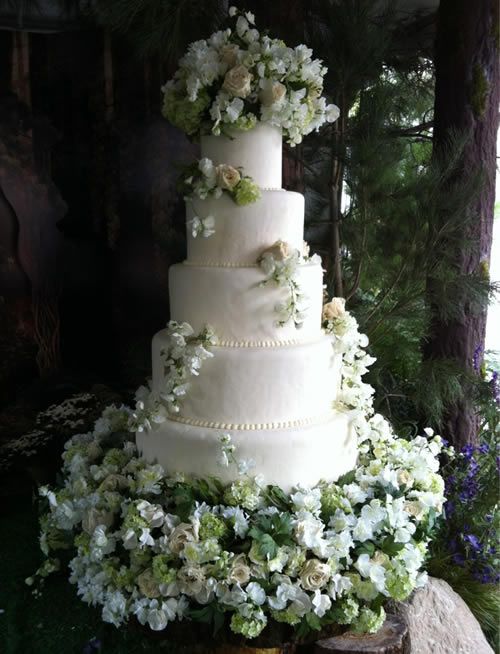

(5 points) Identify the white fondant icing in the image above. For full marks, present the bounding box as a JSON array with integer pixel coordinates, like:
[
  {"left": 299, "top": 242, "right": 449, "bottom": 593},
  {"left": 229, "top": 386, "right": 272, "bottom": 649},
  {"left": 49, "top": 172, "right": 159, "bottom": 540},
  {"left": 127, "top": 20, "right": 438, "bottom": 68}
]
[
  {"left": 186, "top": 190, "right": 304, "bottom": 265},
  {"left": 169, "top": 262, "right": 323, "bottom": 343},
  {"left": 137, "top": 411, "right": 358, "bottom": 492},
  {"left": 152, "top": 334, "right": 342, "bottom": 425},
  {"left": 200, "top": 123, "right": 282, "bottom": 188}
]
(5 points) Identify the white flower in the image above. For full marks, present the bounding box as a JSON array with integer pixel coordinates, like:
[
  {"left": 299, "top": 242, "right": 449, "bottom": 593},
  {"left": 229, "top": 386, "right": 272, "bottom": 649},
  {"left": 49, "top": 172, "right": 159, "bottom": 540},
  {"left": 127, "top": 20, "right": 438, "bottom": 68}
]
[
  {"left": 228, "top": 6, "right": 237, "bottom": 17},
  {"left": 355, "top": 553, "right": 386, "bottom": 593},
  {"left": 259, "top": 79, "right": 287, "bottom": 106},
  {"left": 290, "top": 487, "right": 322, "bottom": 515},
  {"left": 312, "top": 590, "right": 332, "bottom": 617},
  {"left": 246, "top": 582, "right": 266, "bottom": 605},
  {"left": 294, "top": 511, "right": 325, "bottom": 549},
  {"left": 188, "top": 215, "right": 216, "bottom": 238},
  {"left": 139, "top": 527, "right": 155, "bottom": 549}
]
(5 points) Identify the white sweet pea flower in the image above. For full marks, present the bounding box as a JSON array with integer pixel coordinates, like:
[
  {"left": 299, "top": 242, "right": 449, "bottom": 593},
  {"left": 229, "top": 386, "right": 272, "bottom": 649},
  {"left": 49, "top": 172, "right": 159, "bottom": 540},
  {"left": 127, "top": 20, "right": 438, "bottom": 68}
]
[
  {"left": 312, "top": 589, "right": 332, "bottom": 617},
  {"left": 246, "top": 582, "right": 266, "bottom": 605}
]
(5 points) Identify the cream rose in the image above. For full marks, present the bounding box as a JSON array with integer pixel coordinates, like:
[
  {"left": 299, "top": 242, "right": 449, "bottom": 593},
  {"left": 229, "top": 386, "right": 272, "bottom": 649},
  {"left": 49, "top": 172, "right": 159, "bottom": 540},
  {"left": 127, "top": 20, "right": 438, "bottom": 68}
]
[
  {"left": 220, "top": 44, "right": 240, "bottom": 68},
  {"left": 404, "top": 500, "right": 424, "bottom": 519},
  {"left": 228, "top": 553, "right": 251, "bottom": 585},
  {"left": 137, "top": 568, "right": 161, "bottom": 598},
  {"left": 259, "top": 79, "right": 287, "bottom": 106},
  {"left": 82, "top": 507, "right": 114, "bottom": 535},
  {"left": 300, "top": 558, "right": 331, "bottom": 591},
  {"left": 99, "top": 474, "right": 128, "bottom": 492},
  {"left": 223, "top": 65, "right": 253, "bottom": 98},
  {"left": 168, "top": 522, "right": 198, "bottom": 554},
  {"left": 260, "top": 240, "right": 292, "bottom": 262},
  {"left": 322, "top": 297, "right": 346, "bottom": 322},
  {"left": 397, "top": 470, "right": 414, "bottom": 488},
  {"left": 177, "top": 564, "right": 206, "bottom": 596},
  {"left": 215, "top": 164, "right": 241, "bottom": 190}
]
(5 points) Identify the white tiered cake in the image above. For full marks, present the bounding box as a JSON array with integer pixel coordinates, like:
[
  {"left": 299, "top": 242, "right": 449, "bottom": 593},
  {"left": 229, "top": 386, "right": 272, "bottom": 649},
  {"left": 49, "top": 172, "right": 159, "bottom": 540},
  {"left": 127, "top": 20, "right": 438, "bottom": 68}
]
[{"left": 137, "top": 123, "right": 357, "bottom": 491}]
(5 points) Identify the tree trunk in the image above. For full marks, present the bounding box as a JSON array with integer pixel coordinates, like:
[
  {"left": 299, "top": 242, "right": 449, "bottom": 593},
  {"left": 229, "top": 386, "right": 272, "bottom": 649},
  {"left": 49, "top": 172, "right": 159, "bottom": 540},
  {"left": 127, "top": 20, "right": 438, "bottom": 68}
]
[
  {"left": 315, "top": 616, "right": 409, "bottom": 654},
  {"left": 330, "top": 102, "right": 346, "bottom": 298},
  {"left": 423, "top": 0, "right": 499, "bottom": 448}
]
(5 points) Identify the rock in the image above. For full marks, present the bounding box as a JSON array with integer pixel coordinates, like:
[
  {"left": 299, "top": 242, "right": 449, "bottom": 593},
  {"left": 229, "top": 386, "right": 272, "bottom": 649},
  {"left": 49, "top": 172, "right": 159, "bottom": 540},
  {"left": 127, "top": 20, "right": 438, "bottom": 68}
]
[{"left": 395, "top": 577, "right": 493, "bottom": 654}]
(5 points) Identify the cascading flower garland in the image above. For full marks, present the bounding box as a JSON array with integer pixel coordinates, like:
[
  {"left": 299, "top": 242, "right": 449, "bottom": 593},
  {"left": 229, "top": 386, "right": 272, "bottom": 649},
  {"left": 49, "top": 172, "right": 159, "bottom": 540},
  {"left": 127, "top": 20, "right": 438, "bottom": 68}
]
[
  {"left": 130, "top": 321, "right": 218, "bottom": 432},
  {"left": 30, "top": 305, "right": 449, "bottom": 643},
  {"left": 257, "top": 240, "right": 319, "bottom": 329},
  {"left": 161, "top": 7, "right": 340, "bottom": 145}
]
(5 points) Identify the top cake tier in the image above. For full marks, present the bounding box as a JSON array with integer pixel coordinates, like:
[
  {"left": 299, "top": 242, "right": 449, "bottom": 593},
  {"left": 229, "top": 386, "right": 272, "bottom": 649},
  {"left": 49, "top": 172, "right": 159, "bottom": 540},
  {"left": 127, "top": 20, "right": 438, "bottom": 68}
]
[{"left": 200, "top": 122, "right": 282, "bottom": 189}]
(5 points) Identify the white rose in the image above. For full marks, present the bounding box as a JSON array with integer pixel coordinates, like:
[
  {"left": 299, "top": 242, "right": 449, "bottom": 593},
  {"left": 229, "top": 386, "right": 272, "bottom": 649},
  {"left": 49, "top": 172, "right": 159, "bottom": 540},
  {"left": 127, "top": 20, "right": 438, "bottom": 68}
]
[
  {"left": 215, "top": 163, "right": 241, "bottom": 190},
  {"left": 223, "top": 65, "right": 253, "bottom": 98},
  {"left": 220, "top": 44, "right": 240, "bottom": 68},
  {"left": 397, "top": 470, "right": 414, "bottom": 488},
  {"left": 259, "top": 79, "right": 287, "bottom": 106},
  {"left": 137, "top": 568, "right": 161, "bottom": 599},
  {"left": 168, "top": 522, "right": 198, "bottom": 554},
  {"left": 404, "top": 500, "right": 425, "bottom": 519},
  {"left": 177, "top": 564, "right": 206, "bottom": 596},
  {"left": 322, "top": 297, "right": 346, "bottom": 322},
  {"left": 300, "top": 559, "right": 331, "bottom": 591},
  {"left": 98, "top": 474, "right": 128, "bottom": 492},
  {"left": 260, "top": 240, "right": 292, "bottom": 262},
  {"left": 82, "top": 507, "right": 114, "bottom": 535},
  {"left": 228, "top": 553, "right": 251, "bottom": 585}
]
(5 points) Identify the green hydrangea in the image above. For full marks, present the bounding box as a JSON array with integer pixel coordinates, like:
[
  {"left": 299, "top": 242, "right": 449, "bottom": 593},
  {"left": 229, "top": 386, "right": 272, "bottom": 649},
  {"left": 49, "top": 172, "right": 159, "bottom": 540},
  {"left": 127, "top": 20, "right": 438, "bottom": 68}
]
[
  {"left": 337, "top": 597, "right": 360, "bottom": 625},
  {"left": 224, "top": 479, "right": 262, "bottom": 510},
  {"left": 320, "top": 483, "right": 350, "bottom": 520},
  {"left": 102, "top": 448, "right": 129, "bottom": 468},
  {"left": 350, "top": 574, "right": 379, "bottom": 601},
  {"left": 122, "top": 505, "right": 148, "bottom": 532},
  {"left": 234, "top": 178, "right": 261, "bottom": 206},
  {"left": 230, "top": 611, "right": 267, "bottom": 639},
  {"left": 152, "top": 555, "right": 177, "bottom": 585},
  {"left": 385, "top": 569, "right": 414, "bottom": 601},
  {"left": 271, "top": 609, "right": 301, "bottom": 626},
  {"left": 352, "top": 606, "right": 386, "bottom": 634},
  {"left": 74, "top": 532, "right": 91, "bottom": 555},
  {"left": 103, "top": 560, "right": 135, "bottom": 589},
  {"left": 162, "top": 87, "right": 210, "bottom": 136},
  {"left": 233, "top": 112, "right": 257, "bottom": 131},
  {"left": 199, "top": 513, "right": 229, "bottom": 541},
  {"left": 183, "top": 538, "right": 221, "bottom": 564}
]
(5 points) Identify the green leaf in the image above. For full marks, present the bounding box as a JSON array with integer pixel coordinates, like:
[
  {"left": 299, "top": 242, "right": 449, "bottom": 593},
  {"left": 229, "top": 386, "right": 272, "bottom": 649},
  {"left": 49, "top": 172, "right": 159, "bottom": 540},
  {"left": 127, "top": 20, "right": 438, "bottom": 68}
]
[{"left": 306, "top": 611, "right": 322, "bottom": 631}]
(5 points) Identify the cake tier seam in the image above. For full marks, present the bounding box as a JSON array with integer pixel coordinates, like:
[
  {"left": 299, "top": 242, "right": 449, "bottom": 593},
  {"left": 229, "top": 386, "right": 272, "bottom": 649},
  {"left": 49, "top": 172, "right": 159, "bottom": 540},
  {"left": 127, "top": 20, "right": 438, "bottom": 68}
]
[
  {"left": 214, "top": 338, "right": 318, "bottom": 348},
  {"left": 167, "top": 413, "right": 335, "bottom": 430}
]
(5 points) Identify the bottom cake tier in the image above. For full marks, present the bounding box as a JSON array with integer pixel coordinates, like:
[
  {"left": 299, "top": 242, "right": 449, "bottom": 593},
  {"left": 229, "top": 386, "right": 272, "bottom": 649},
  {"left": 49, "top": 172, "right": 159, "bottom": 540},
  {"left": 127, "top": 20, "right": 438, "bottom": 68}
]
[{"left": 136, "top": 411, "right": 358, "bottom": 492}]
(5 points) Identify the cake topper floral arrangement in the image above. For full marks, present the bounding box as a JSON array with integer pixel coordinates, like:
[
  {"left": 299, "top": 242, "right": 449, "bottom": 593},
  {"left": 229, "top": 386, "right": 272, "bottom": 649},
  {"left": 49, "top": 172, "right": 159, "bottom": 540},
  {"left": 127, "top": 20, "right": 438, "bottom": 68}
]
[{"left": 162, "top": 6, "right": 340, "bottom": 145}]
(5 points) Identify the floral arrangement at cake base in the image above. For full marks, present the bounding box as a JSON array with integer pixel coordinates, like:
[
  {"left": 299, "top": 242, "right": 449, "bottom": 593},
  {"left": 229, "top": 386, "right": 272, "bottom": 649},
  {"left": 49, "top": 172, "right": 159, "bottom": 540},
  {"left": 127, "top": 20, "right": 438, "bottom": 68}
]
[{"left": 29, "top": 309, "right": 449, "bottom": 649}]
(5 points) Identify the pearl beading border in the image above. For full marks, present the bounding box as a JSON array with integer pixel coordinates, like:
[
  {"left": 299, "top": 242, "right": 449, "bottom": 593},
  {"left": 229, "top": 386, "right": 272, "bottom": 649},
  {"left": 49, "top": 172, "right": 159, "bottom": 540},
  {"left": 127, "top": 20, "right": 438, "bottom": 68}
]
[
  {"left": 182, "top": 260, "right": 258, "bottom": 268},
  {"left": 215, "top": 338, "right": 309, "bottom": 348},
  {"left": 168, "top": 412, "right": 335, "bottom": 431}
]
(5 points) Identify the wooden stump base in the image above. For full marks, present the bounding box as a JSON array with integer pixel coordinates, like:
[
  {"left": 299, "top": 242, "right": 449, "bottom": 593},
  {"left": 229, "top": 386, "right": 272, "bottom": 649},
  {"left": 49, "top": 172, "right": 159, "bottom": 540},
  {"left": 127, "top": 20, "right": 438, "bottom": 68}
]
[{"left": 314, "top": 616, "right": 409, "bottom": 654}]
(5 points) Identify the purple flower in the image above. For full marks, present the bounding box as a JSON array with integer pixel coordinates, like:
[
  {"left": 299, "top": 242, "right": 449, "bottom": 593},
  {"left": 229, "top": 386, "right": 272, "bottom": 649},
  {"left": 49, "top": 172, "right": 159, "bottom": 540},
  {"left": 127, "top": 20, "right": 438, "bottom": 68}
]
[
  {"left": 472, "top": 344, "right": 483, "bottom": 372},
  {"left": 83, "top": 638, "right": 102, "bottom": 654},
  {"left": 461, "top": 444, "right": 475, "bottom": 460},
  {"left": 464, "top": 534, "right": 482, "bottom": 552}
]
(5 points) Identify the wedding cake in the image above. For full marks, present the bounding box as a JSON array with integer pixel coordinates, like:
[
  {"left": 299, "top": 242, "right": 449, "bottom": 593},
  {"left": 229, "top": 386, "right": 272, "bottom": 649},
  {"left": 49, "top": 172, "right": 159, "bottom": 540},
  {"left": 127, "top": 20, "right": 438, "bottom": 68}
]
[{"left": 136, "top": 121, "right": 357, "bottom": 490}]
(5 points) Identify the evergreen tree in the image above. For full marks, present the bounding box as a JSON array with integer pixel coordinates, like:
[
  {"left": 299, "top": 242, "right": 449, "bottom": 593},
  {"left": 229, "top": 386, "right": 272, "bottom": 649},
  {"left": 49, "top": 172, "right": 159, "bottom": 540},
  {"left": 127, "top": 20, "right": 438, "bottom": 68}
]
[{"left": 423, "top": 0, "right": 500, "bottom": 448}]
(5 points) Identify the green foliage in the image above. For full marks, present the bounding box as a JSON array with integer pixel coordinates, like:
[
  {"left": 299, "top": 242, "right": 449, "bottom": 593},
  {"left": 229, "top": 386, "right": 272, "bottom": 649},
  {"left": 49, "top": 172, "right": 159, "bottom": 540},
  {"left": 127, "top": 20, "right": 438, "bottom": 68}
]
[
  {"left": 248, "top": 512, "right": 295, "bottom": 559},
  {"left": 90, "top": 0, "right": 227, "bottom": 63}
]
